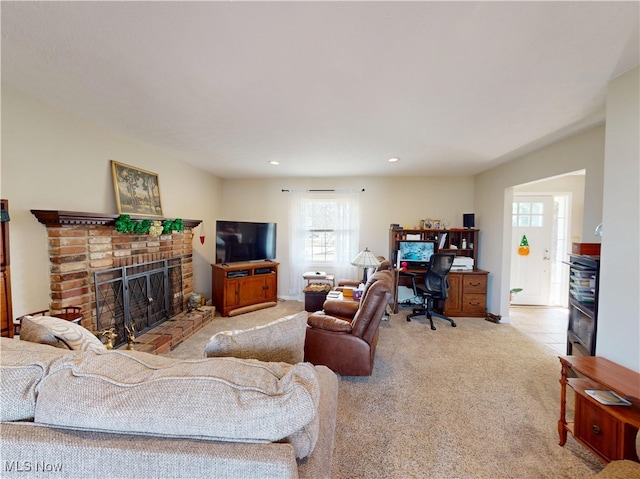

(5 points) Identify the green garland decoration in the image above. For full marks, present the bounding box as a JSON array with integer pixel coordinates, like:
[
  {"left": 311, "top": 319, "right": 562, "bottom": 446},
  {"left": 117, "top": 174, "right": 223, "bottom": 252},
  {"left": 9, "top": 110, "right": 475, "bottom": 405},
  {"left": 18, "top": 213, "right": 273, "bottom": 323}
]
[
  {"left": 163, "top": 218, "right": 184, "bottom": 234},
  {"left": 114, "top": 214, "right": 137, "bottom": 233},
  {"left": 114, "top": 214, "right": 184, "bottom": 235}
]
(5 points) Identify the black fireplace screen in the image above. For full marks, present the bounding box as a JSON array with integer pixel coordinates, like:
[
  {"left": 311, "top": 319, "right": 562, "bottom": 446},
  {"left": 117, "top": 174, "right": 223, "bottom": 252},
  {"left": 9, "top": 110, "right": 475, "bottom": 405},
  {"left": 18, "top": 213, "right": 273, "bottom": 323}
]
[{"left": 95, "top": 258, "right": 183, "bottom": 348}]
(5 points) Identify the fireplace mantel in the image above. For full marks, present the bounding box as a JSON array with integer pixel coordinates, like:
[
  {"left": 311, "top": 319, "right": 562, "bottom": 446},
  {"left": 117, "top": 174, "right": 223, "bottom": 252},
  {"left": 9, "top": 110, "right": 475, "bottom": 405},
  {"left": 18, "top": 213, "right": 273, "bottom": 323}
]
[{"left": 31, "top": 210, "right": 201, "bottom": 228}]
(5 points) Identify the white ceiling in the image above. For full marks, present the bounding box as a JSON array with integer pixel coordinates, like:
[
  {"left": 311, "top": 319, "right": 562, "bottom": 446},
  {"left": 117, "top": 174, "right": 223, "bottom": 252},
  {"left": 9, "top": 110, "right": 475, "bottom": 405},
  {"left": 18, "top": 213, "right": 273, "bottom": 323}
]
[{"left": 2, "top": 1, "right": 638, "bottom": 179}]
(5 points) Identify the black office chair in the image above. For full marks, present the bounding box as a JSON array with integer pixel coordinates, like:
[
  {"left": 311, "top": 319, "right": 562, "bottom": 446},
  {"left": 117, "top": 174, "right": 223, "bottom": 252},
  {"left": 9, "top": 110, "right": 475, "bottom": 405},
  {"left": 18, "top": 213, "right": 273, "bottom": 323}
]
[{"left": 406, "top": 253, "right": 457, "bottom": 330}]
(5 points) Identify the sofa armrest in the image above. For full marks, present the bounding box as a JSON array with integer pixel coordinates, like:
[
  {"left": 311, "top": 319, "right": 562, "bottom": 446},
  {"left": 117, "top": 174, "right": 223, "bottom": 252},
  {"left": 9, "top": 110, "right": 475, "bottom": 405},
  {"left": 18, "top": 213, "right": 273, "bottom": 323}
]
[
  {"left": 307, "top": 313, "right": 352, "bottom": 333},
  {"left": 321, "top": 300, "right": 359, "bottom": 319}
]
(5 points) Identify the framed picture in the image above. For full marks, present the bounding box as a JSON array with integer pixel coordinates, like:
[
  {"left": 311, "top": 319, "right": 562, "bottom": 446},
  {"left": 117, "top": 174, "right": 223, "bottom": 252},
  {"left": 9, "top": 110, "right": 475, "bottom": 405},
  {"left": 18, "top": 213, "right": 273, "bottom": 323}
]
[
  {"left": 424, "top": 219, "right": 433, "bottom": 229},
  {"left": 432, "top": 219, "right": 441, "bottom": 230},
  {"left": 111, "top": 160, "right": 163, "bottom": 217}
]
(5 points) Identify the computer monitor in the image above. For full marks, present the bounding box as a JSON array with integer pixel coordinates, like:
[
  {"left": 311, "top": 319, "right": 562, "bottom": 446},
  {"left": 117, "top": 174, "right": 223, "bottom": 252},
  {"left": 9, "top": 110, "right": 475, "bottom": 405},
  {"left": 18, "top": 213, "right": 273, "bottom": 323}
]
[{"left": 398, "top": 241, "right": 435, "bottom": 267}]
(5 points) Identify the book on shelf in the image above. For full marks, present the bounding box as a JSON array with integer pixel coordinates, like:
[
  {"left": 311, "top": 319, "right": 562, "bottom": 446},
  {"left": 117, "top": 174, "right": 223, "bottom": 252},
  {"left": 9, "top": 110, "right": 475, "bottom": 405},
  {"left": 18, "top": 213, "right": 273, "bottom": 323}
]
[
  {"left": 585, "top": 389, "right": 632, "bottom": 406},
  {"left": 438, "top": 232, "right": 447, "bottom": 249}
]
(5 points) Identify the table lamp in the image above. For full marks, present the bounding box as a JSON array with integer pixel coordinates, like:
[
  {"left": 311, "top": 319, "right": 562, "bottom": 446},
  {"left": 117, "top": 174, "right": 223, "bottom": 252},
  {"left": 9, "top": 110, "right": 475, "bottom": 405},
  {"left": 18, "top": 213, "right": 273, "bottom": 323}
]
[{"left": 351, "top": 247, "right": 381, "bottom": 283}]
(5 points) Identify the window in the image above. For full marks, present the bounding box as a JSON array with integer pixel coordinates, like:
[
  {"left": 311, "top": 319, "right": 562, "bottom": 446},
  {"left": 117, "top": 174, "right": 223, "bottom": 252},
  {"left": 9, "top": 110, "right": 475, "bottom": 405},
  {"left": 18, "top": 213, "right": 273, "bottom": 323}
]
[
  {"left": 301, "top": 199, "right": 343, "bottom": 262},
  {"left": 288, "top": 190, "right": 360, "bottom": 298},
  {"left": 307, "top": 229, "right": 335, "bottom": 262},
  {"left": 512, "top": 201, "right": 544, "bottom": 227}
]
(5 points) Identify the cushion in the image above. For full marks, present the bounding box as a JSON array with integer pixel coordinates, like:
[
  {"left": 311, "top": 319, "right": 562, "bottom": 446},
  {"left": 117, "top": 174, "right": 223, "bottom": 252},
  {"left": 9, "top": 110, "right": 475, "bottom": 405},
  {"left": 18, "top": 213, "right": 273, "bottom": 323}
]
[
  {"left": 34, "top": 349, "right": 320, "bottom": 459},
  {"left": 307, "top": 313, "right": 353, "bottom": 332},
  {"left": 0, "top": 337, "right": 74, "bottom": 421},
  {"left": 204, "top": 311, "right": 308, "bottom": 364},
  {"left": 19, "top": 315, "right": 105, "bottom": 352}
]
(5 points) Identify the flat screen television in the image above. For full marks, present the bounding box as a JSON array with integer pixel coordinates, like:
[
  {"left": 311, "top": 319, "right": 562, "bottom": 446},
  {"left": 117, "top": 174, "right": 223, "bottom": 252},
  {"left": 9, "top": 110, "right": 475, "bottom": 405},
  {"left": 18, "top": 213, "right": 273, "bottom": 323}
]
[
  {"left": 398, "top": 240, "right": 435, "bottom": 267},
  {"left": 215, "top": 221, "right": 277, "bottom": 264}
]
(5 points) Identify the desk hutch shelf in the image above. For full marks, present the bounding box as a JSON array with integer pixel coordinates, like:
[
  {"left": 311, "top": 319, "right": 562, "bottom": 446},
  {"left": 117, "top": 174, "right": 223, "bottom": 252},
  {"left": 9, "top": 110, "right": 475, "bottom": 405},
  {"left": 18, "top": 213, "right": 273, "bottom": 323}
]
[{"left": 388, "top": 227, "right": 488, "bottom": 317}]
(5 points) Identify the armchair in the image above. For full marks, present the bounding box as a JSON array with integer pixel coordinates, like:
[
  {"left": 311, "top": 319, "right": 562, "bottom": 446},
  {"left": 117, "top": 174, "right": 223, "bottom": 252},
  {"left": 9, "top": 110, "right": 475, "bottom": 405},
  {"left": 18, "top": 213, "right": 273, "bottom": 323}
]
[{"left": 304, "top": 270, "right": 393, "bottom": 376}]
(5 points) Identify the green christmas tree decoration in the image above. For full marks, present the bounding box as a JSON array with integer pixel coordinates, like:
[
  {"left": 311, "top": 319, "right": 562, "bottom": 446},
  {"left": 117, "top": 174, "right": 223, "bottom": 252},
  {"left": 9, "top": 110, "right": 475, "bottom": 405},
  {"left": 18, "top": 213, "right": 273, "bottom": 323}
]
[{"left": 518, "top": 234, "right": 530, "bottom": 256}]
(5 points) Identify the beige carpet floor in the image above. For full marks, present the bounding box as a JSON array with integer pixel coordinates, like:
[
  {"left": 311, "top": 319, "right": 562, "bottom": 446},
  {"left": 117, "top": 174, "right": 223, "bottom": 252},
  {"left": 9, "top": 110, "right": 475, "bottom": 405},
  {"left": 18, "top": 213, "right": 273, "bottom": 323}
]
[{"left": 166, "top": 301, "right": 604, "bottom": 479}]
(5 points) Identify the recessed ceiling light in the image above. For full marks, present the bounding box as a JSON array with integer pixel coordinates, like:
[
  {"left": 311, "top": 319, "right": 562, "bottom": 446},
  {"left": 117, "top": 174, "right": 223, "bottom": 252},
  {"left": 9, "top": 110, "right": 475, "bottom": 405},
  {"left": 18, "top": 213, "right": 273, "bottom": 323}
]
[
  {"left": 388, "top": 157, "right": 400, "bottom": 163},
  {"left": 269, "top": 161, "right": 280, "bottom": 165}
]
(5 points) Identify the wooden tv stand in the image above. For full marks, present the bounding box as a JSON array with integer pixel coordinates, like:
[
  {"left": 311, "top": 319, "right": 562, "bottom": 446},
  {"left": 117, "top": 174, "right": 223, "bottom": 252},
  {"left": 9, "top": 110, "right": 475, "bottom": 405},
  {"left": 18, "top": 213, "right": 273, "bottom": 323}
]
[
  {"left": 211, "top": 261, "right": 279, "bottom": 317},
  {"left": 558, "top": 356, "right": 640, "bottom": 463}
]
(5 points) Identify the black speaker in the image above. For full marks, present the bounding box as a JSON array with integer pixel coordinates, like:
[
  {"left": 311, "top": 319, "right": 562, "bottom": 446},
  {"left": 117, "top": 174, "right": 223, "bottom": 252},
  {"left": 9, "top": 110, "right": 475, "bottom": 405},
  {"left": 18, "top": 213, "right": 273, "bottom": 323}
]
[{"left": 463, "top": 213, "right": 475, "bottom": 229}]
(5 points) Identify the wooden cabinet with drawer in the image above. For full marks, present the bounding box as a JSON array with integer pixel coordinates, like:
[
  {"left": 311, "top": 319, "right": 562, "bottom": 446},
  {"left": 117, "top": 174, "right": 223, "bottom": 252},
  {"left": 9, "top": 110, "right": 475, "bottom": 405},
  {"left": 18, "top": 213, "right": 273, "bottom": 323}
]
[
  {"left": 443, "top": 270, "right": 488, "bottom": 317},
  {"left": 574, "top": 393, "right": 619, "bottom": 461},
  {"left": 559, "top": 356, "right": 640, "bottom": 464},
  {"left": 212, "top": 261, "right": 278, "bottom": 317}
]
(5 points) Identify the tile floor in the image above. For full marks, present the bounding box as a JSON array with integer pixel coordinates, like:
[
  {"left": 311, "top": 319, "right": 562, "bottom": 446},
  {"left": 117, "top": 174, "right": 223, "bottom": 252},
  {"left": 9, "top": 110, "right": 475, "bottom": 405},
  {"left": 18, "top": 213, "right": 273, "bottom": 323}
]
[{"left": 509, "top": 305, "right": 569, "bottom": 356}]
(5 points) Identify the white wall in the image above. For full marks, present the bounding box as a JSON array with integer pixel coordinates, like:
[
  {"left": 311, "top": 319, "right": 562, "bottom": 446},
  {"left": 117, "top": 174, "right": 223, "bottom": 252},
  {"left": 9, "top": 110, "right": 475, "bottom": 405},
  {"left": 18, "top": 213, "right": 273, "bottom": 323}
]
[
  {"left": 597, "top": 67, "right": 640, "bottom": 371},
  {"left": 475, "top": 125, "right": 605, "bottom": 317},
  {"left": 1, "top": 86, "right": 223, "bottom": 317},
  {"left": 220, "top": 176, "right": 475, "bottom": 298},
  {"left": 475, "top": 67, "right": 640, "bottom": 371}
]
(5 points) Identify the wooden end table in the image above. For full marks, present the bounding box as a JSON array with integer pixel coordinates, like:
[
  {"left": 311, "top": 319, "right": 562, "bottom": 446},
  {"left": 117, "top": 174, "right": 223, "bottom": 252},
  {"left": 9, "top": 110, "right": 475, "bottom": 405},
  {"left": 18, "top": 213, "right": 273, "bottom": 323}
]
[{"left": 558, "top": 355, "right": 640, "bottom": 463}]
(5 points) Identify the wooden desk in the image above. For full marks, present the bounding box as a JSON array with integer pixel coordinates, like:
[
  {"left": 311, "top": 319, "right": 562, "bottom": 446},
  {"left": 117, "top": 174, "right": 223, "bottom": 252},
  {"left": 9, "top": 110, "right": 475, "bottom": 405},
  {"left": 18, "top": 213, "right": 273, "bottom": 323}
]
[
  {"left": 558, "top": 356, "right": 640, "bottom": 463},
  {"left": 391, "top": 268, "right": 489, "bottom": 317}
]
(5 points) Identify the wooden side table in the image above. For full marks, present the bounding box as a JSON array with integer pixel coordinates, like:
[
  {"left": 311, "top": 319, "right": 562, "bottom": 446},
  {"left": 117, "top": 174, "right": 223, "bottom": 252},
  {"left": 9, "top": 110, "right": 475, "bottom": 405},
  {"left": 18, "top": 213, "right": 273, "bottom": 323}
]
[
  {"left": 303, "top": 272, "right": 335, "bottom": 288},
  {"left": 304, "top": 285, "right": 332, "bottom": 312},
  {"left": 15, "top": 306, "right": 83, "bottom": 335},
  {"left": 558, "top": 356, "right": 640, "bottom": 463},
  {"left": 53, "top": 306, "right": 83, "bottom": 323}
]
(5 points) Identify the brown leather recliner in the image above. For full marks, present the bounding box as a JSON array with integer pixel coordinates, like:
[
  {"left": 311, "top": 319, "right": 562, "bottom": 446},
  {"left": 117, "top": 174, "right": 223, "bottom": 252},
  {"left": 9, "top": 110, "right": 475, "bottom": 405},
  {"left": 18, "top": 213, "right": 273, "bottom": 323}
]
[{"left": 304, "top": 270, "right": 393, "bottom": 376}]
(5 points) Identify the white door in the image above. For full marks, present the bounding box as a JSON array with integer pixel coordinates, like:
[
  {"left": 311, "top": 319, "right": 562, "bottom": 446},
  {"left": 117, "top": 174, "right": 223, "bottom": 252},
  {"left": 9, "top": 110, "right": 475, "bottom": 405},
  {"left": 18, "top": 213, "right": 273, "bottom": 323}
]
[{"left": 510, "top": 195, "right": 554, "bottom": 305}]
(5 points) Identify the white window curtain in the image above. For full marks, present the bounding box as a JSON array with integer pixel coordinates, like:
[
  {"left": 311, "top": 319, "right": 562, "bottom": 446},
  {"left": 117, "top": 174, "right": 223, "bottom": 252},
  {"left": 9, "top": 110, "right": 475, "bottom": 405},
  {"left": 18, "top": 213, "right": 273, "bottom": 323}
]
[{"left": 288, "top": 190, "right": 360, "bottom": 300}]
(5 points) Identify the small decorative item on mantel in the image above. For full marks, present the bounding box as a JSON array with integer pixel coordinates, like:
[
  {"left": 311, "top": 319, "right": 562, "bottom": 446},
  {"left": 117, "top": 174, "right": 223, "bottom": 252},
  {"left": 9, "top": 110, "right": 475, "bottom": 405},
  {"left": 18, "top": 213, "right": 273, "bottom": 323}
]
[{"left": 148, "top": 220, "right": 164, "bottom": 237}]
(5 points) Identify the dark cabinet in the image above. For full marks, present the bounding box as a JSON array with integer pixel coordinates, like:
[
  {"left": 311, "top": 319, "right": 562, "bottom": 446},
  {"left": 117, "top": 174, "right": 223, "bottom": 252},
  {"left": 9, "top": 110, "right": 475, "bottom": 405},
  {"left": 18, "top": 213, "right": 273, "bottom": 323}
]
[
  {"left": 567, "top": 254, "right": 600, "bottom": 356},
  {"left": 1, "top": 199, "right": 13, "bottom": 337}
]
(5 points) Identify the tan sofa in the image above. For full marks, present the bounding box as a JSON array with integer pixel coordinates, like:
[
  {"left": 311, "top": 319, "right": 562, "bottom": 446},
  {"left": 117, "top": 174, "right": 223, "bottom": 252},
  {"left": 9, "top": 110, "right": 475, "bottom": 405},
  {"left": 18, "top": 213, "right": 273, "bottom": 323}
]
[
  {"left": 1, "top": 336, "right": 338, "bottom": 479},
  {"left": 594, "top": 430, "right": 640, "bottom": 478}
]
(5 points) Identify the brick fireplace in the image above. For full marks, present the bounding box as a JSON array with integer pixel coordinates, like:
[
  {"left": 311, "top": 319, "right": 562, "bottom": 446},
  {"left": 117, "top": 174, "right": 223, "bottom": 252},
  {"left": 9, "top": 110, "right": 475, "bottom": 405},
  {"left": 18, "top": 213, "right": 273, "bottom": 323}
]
[{"left": 31, "top": 210, "right": 211, "bottom": 352}]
